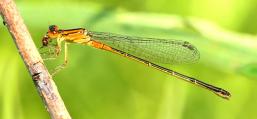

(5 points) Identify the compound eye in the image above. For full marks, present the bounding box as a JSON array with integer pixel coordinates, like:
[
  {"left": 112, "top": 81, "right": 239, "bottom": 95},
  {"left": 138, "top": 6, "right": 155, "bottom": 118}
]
[{"left": 49, "top": 25, "right": 58, "bottom": 33}]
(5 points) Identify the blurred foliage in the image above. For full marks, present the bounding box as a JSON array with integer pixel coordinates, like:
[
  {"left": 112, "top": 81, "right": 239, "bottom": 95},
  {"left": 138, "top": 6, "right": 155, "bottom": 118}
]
[{"left": 0, "top": 0, "right": 257, "bottom": 119}]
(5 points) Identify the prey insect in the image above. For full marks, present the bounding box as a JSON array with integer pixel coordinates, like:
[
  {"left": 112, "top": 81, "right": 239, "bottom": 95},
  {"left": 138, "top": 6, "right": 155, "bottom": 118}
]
[{"left": 40, "top": 25, "right": 231, "bottom": 100}]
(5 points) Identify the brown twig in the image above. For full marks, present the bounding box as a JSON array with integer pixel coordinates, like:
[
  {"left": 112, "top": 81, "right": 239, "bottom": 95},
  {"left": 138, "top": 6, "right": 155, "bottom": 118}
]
[{"left": 0, "top": 0, "right": 71, "bottom": 119}]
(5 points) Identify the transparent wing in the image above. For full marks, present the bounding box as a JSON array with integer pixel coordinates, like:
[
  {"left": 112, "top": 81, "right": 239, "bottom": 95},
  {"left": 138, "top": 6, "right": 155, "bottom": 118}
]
[{"left": 89, "top": 31, "right": 200, "bottom": 64}]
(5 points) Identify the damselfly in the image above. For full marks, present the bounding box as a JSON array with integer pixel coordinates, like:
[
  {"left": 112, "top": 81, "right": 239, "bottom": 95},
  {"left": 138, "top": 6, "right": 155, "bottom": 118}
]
[{"left": 40, "top": 25, "right": 231, "bottom": 100}]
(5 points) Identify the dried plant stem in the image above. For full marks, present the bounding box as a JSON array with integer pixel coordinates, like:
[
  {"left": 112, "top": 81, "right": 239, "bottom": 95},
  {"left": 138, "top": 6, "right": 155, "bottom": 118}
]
[{"left": 0, "top": 0, "right": 71, "bottom": 119}]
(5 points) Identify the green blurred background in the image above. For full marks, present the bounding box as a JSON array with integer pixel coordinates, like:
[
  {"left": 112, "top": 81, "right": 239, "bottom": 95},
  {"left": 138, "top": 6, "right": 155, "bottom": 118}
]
[{"left": 1, "top": 0, "right": 257, "bottom": 119}]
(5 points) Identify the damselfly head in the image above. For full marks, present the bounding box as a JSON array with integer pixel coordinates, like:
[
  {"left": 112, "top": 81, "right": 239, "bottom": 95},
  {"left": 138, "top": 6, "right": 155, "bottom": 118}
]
[
  {"left": 45, "top": 25, "right": 60, "bottom": 40},
  {"left": 49, "top": 25, "right": 59, "bottom": 34}
]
